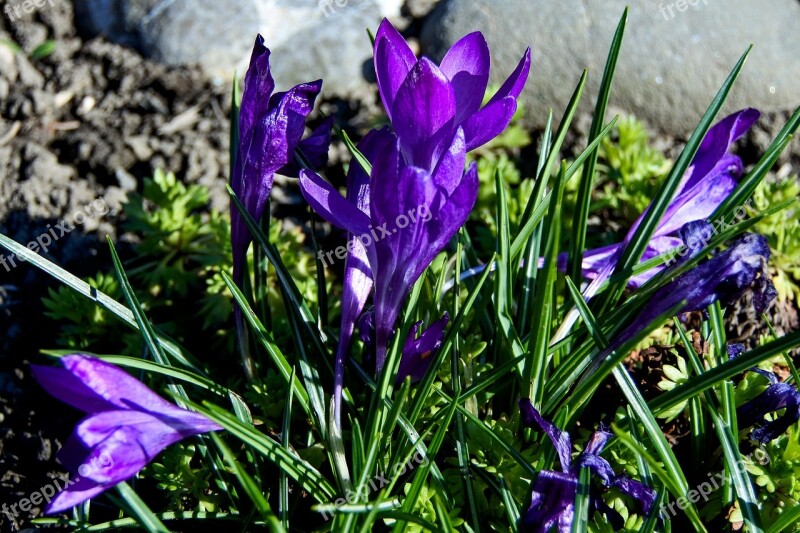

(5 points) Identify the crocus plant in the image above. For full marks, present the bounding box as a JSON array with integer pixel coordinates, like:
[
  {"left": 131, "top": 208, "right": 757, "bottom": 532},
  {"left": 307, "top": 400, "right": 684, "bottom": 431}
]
[
  {"left": 735, "top": 343, "right": 800, "bottom": 444},
  {"left": 15, "top": 10, "right": 800, "bottom": 533},
  {"left": 300, "top": 18, "right": 531, "bottom": 422},
  {"left": 230, "top": 35, "right": 332, "bottom": 376}
]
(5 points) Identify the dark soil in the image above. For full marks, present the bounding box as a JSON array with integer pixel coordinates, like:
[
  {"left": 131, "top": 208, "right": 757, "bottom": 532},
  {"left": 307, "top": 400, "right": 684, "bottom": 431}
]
[{"left": 0, "top": 1, "right": 234, "bottom": 530}]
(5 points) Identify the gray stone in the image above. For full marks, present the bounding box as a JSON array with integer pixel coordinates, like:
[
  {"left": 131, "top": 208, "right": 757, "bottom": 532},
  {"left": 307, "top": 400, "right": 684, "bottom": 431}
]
[
  {"left": 405, "top": 0, "right": 442, "bottom": 19},
  {"left": 73, "top": 0, "right": 403, "bottom": 96},
  {"left": 421, "top": 0, "right": 800, "bottom": 134}
]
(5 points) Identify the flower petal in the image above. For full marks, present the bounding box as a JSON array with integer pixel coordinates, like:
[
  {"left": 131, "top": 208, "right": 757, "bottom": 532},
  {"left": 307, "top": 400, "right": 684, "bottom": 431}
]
[
  {"left": 391, "top": 57, "right": 457, "bottom": 169},
  {"left": 237, "top": 35, "right": 275, "bottom": 143},
  {"left": 31, "top": 362, "right": 118, "bottom": 414},
  {"left": 519, "top": 399, "right": 572, "bottom": 472},
  {"left": 682, "top": 108, "right": 760, "bottom": 193},
  {"left": 487, "top": 47, "right": 532, "bottom": 106},
  {"left": 656, "top": 172, "right": 738, "bottom": 237},
  {"left": 71, "top": 410, "right": 218, "bottom": 484},
  {"left": 738, "top": 382, "right": 797, "bottom": 429},
  {"left": 45, "top": 477, "right": 107, "bottom": 515},
  {"left": 460, "top": 95, "right": 517, "bottom": 152},
  {"left": 279, "top": 116, "right": 334, "bottom": 177},
  {"left": 438, "top": 32, "right": 491, "bottom": 126},
  {"left": 373, "top": 18, "right": 416, "bottom": 121},
  {"left": 298, "top": 169, "right": 371, "bottom": 236},
  {"left": 231, "top": 77, "right": 323, "bottom": 284},
  {"left": 610, "top": 226, "right": 775, "bottom": 353},
  {"left": 574, "top": 452, "right": 615, "bottom": 485},
  {"left": 41, "top": 355, "right": 187, "bottom": 417},
  {"left": 611, "top": 476, "right": 657, "bottom": 512},
  {"left": 397, "top": 313, "right": 449, "bottom": 383},
  {"left": 417, "top": 162, "right": 479, "bottom": 278},
  {"left": 431, "top": 127, "right": 467, "bottom": 196},
  {"left": 523, "top": 469, "right": 577, "bottom": 533},
  {"left": 371, "top": 164, "right": 440, "bottom": 371}
]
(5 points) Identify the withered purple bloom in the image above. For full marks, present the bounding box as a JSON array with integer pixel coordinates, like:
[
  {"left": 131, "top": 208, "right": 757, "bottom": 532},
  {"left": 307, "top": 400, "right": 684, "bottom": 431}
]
[
  {"left": 397, "top": 313, "right": 449, "bottom": 384},
  {"left": 577, "top": 109, "right": 760, "bottom": 288},
  {"left": 735, "top": 348, "right": 800, "bottom": 444},
  {"left": 609, "top": 220, "right": 776, "bottom": 352},
  {"left": 373, "top": 18, "right": 531, "bottom": 161},
  {"left": 519, "top": 399, "right": 655, "bottom": 532},
  {"left": 31, "top": 355, "right": 221, "bottom": 514},
  {"left": 231, "top": 35, "right": 331, "bottom": 287},
  {"left": 358, "top": 309, "right": 449, "bottom": 384}
]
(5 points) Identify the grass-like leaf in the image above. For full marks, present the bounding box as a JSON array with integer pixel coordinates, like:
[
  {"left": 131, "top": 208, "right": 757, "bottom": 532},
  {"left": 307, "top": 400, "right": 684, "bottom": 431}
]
[
  {"left": 114, "top": 482, "right": 170, "bottom": 533},
  {"left": 569, "top": 8, "right": 627, "bottom": 284}
]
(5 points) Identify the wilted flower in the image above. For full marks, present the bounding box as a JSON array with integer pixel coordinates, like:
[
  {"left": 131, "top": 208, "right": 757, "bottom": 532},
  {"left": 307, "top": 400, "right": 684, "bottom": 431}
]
[
  {"left": 397, "top": 313, "right": 449, "bottom": 383},
  {"left": 31, "top": 355, "right": 221, "bottom": 513},
  {"left": 442, "top": 109, "right": 761, "bottom": 298},
  {"left": 519, "top": 399, "right": 655, "bottom": 531},
  {"left": 373, "top": 18, "right": 531, "bottom": 161},
  {"left": 735, "top": 346, "right": 800, "bottom": 444},
  {"left": 609, "top": 220, "right": 776, "bottom": 353}
]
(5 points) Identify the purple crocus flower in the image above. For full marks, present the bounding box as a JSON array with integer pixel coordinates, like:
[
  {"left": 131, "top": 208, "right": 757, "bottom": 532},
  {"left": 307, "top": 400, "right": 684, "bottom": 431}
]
[
  {"left": 519, "top": 399, "right": 655, "bottom": 532},
  {"left": 735, "top": 348, "right": 800, "bottom": 444},
  {"left": 368, "top": 131, "right": 477, "bottom": 372},
  {"left": 608, "top": 220, "right": 776, "bottom": 353},
  {"left": 443, "top": 109, "right": 760, "bottom": 300},
  {"left": 231, "top": 34, "right": 331, "bottom": 287},
  {"left": 578, "top": 108, "right": 760, "bottom": 288},
  {"left": 30, "top": 355, "right": 221, "bottom": 514},
  {"left": 300, "top": 127, "right": 478, "bottom": 375},
  {"left": 373, "top": 18, "right": 531, "bottom": 160}
]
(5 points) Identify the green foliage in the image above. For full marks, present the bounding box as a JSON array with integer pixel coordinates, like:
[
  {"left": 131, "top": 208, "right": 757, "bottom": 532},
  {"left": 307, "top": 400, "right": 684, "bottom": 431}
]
[
  {"left": 147, "top": 443, "right": 225, "bottom": 513},
  {"left": 42, "top": 271, "right": 129, "bottom": 350},
  {"left": 470, "top": 104, "right": 533, "bottom": 255},
  {"left": 751, "top": 174, "right": 800, "bottom": 302},
  {"left": 123, "top": 169, "right": 230, "bottom": 299},
  {"left": 594, "top": 115, "right": 672, "bottom": 223}
]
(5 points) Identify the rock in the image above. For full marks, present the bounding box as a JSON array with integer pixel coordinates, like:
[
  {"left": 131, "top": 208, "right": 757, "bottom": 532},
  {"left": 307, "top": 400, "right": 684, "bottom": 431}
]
[
  {"left": 73, "top": 0, "right": 403, "bottom": 97},
  {"left": 0, "top": 44, "right": 17, "bottom": 83},
  {"left": 14, "top": 54, "right": 44, "bottom": 88},
  {"left": 260, "top": 0, "right": 401, "bottom": 95},
  {"left": 405, "top": 0, "right": 441, "bottom": 19},
  {"left": 421, "top": 0, "right": 800, "bottom": 134}
]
